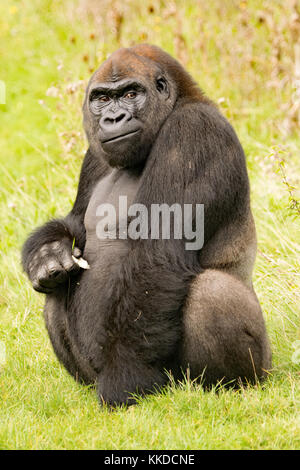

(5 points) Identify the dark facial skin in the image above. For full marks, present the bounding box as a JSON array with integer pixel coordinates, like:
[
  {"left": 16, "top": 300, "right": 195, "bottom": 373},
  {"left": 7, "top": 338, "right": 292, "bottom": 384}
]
[
  {"left": 84, "top": 73, "right": 175, "bottom": 168},
  {"left": 90, "top": 79, "right": 146, "bottom": 144}
]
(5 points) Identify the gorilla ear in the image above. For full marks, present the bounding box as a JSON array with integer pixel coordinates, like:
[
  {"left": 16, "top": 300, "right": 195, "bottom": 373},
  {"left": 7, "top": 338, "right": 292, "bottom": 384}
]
[{"left": 156, "top": 77, "right": 169, "bottom": 97}]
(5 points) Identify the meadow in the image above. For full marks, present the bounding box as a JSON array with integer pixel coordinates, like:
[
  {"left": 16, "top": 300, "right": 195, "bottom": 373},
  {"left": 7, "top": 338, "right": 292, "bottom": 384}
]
[{"left": 0, "top": 0, "right": 299, "bottom": 449}]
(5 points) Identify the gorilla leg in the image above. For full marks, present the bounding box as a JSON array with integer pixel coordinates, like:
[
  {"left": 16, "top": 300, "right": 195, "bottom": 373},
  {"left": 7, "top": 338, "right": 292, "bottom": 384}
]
[
  {"left": 96, "top": 357, "right": 168, "bottom": 407},
  {"left": 44, "top": 292, "right": 97, "bottom": 385},
  {"left": 180, "top": 270, "right": 271, "bottom": 386}
]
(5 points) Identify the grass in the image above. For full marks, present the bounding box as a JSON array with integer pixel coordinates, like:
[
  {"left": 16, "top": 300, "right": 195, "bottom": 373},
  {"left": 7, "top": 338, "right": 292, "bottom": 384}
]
[{"left": 0, "top": 0, "right": 299, "bottom": 450}]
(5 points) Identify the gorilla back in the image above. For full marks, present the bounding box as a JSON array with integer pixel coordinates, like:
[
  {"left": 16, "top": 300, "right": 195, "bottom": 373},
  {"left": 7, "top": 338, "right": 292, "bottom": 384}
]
[{"left": 22, "top": 45, "right": 271, "bottom": 407}]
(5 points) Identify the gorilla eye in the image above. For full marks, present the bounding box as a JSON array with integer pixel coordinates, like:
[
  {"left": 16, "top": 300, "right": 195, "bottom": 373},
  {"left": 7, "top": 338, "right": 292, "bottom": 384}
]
[
  {"left": 124, "top": 91, "right": 137, "bottom": 99},
  {"left": 98, "top": 95, "right": 110, "bottom": 102},
  {"left": 90, "top": 91, "right": 110, "bottom": 103}
]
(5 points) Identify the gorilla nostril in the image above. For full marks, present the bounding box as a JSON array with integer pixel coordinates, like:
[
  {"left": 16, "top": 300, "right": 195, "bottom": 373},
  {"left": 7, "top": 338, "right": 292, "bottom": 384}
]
[
  {"left": 101, "top": 110, "right": 131, "bottom": 129},
  {"left": 103, "top": 117, "right": 114, "bottom": 126},
  {"left": 115, "top": 113, "right": 126, "bottom": 123}
]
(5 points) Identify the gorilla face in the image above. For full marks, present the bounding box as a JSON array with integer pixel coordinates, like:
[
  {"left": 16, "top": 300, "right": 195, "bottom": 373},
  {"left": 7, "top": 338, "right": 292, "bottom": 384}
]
[
  {"left": 83, "top": 49, "right": 177, "bottom": 168},
  {"left": 90, "top": 79, "right": 147, "bottom": 147}
]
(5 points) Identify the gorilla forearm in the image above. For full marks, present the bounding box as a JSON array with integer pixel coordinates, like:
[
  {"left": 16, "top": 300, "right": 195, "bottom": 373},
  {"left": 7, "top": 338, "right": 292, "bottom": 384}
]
[{"left": 22, "top": 148, "right": 108, "bottom": 282}]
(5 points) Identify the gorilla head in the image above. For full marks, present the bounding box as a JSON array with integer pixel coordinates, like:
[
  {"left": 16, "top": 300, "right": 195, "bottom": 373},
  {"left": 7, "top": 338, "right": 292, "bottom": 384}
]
[{"left": 83, "top": 44, "right": 201, "bottom": 168}]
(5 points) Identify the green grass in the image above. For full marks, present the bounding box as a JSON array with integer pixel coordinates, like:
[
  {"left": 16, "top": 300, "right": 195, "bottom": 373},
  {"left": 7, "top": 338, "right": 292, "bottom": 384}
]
[{"left": 0, "top": 0, "right": 299, "bottom": 450}]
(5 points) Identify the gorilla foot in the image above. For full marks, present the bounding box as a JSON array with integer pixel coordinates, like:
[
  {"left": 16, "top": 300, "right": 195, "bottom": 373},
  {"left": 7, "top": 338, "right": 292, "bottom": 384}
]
[{"left": 96, "top": 363, "right": 167, "bottom": 408}]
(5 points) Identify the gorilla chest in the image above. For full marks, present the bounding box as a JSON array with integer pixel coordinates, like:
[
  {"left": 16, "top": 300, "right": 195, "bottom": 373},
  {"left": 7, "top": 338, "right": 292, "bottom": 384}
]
[{"left": 84, "top": 169, "right": 141, "bottom": 256}]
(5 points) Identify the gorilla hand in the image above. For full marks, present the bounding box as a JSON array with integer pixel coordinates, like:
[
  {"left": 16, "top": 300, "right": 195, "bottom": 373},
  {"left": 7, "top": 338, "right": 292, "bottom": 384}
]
[{"left": 27, "top": 239, "right": 82, "bottom": 293}]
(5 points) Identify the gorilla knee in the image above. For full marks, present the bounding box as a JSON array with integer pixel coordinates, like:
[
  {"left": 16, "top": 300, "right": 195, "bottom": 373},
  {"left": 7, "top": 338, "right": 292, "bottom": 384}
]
[{"left": 181, "top": 270, "right": 271, "bottom": 386}]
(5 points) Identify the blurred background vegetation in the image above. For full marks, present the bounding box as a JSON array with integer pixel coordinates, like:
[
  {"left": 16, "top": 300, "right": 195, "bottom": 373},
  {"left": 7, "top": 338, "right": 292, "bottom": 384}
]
[{"left": 0, "top": 0, "right": 299, "bottom": 450}]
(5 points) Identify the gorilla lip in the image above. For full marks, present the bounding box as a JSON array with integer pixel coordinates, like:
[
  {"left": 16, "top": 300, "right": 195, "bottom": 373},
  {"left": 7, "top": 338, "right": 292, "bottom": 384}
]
[{"left": 101, "top": 129, "right": 141, "bottom": 144}]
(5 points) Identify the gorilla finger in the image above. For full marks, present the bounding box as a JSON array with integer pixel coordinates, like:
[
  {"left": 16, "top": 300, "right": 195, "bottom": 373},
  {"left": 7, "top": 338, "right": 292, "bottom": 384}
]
[
  {"left": 37, "top": 264, "right": 66, "bottom": 288},
  {"left": 47, "top": 258, "right": 63, "bottom": 276},
  {"left": 39, "top": 275, "right": 63, "bottom": 289},
  {"left": 72, "top": 246, "right": 82, "bottom": 258},
  {"left": 35, "top": 265, "right": 49, "bottom": 282},
  {"left": 60, "top": 250, "right": 80, "bottom": 273},
  {"left": 47, "top": 268, "right": 69, "bottom": 285},
  {"left": 39, "top": 244, "right": 53, "bottom": 258},
  {"left": 32, "top": 278, "right": 53, "bottom": 294},
  {"left": 28, "top": 252, "right": 40, "bottom": 272},
  {"left": 50, "top": 241, "right": 62, "bottom": 253}
]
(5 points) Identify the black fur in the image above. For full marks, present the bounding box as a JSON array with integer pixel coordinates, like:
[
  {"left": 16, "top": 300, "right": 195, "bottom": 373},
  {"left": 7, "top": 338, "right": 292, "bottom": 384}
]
[{"left": 22, "top": 45, "right": 271, "bottom": 406}]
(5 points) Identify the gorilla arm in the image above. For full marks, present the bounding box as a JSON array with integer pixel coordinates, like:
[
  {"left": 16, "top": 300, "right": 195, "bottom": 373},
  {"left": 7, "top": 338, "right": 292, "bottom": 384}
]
[
  {"left": 138, "top": 101, "right": 250, "bottom": 247},
  {"left": 22, "top": 148, "right": 109, "bottom": 293}
]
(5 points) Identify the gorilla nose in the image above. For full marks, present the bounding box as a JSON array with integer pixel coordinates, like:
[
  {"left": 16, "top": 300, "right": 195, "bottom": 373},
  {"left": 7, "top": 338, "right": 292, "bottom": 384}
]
[
  {"left": 99, "top": 109, "right": 141, "bottom": 145},
  {"left": 100, "top": 110, "right": 131, "bottom": 132}
]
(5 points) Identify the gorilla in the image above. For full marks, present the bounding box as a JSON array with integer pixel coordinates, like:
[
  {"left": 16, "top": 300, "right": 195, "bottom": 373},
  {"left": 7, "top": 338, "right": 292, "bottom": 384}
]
[{"left": 22, "top": 44, "right": 271, "bottom": 406}]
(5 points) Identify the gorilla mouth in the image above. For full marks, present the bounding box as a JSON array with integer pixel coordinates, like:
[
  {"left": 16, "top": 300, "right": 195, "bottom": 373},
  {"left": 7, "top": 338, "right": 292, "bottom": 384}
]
[{"left": 102, "top": 129, "right": 141, "bottom": 144}]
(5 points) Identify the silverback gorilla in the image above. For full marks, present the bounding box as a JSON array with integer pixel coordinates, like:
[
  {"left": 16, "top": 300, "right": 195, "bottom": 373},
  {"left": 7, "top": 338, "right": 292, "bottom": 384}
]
[{"left": 22, "top": 45, "right": 271, "bottom": 406}]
